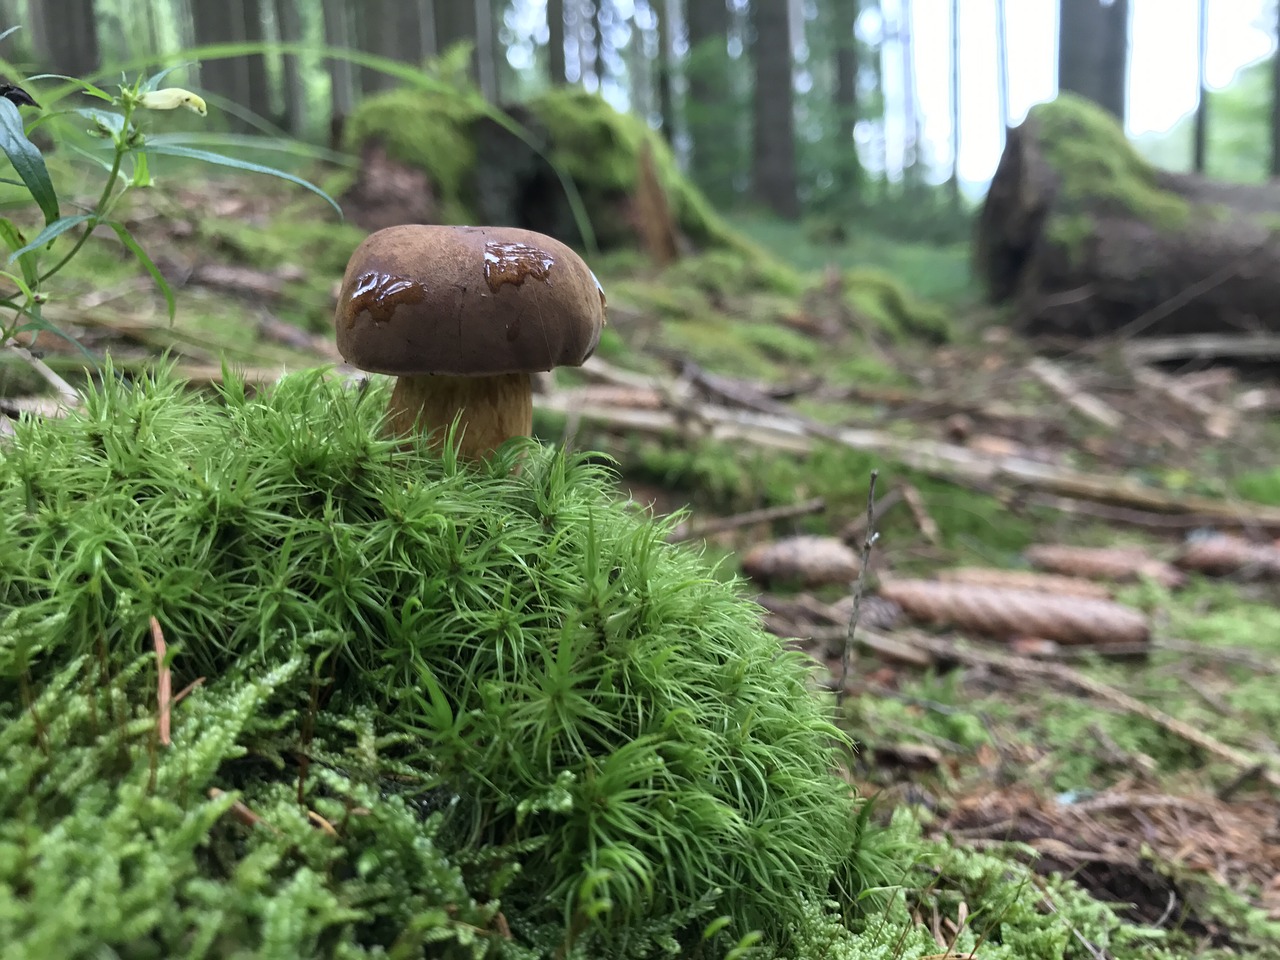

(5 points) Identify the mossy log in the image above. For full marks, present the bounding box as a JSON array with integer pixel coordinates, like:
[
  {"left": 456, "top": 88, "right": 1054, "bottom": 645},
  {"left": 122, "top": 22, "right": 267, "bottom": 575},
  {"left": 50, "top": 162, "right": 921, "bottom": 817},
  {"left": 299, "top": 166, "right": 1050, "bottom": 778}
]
[{"left": 977, "top": 93, "right": 1280, "bottom": 338}]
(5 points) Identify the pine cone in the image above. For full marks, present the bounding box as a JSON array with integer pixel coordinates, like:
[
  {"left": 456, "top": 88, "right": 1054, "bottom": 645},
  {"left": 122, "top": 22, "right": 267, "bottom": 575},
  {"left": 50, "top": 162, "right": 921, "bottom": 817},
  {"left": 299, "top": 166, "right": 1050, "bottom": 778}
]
[
  {"left": 877, "top": 579, "right": 1149, "bottom": 646},
  {"left": 741, "top": 536, "right": 861, "bottom": 587},
  {"left": 1175, "top": 535, "right": 1280, "bottom": 579},
  {"left": 1024, "top": 544, "right": 1185, "bottom": 589},
  {"left": 938, "top": 567, "right": 1112, "bottom": 599}
]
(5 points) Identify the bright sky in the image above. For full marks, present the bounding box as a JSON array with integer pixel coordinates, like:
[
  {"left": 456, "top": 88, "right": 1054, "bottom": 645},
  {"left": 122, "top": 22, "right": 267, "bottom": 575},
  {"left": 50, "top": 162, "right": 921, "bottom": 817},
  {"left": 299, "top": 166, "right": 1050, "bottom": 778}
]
[{"left": 890, "top": 0, "right": 1276, "bottom": 187}]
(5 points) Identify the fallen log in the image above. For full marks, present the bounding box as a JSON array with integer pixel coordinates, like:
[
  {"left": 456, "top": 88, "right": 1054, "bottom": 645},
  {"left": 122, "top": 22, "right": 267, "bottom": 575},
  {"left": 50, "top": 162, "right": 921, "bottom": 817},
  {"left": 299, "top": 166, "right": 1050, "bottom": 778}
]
[{"left": 976, "top": 93, "right": 1280, "bottom": 338}]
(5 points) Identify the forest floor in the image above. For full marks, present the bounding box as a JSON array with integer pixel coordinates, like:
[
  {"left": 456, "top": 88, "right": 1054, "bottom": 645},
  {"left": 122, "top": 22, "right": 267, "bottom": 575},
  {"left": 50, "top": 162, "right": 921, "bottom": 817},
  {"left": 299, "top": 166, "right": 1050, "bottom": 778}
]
[{"left": 4, "top": 174, "right": 1280, "bottom": 957}]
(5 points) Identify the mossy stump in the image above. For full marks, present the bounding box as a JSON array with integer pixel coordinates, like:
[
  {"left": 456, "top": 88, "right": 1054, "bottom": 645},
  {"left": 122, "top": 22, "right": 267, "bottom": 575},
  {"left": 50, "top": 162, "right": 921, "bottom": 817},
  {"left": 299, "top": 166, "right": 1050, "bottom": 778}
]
[{"left": 976, "top": 93, "right": 1280, "bottom": 338}]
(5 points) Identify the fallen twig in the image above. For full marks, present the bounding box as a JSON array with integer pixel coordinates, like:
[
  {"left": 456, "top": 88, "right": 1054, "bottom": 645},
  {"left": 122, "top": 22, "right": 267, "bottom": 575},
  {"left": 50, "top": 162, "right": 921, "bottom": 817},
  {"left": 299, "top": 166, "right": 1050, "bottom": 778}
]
[
  {"left": 151, "top": 617, "right": 172, "bottom": 747},
  {"left": 4, "top": 338, "right": 80, "bottom": 407}
]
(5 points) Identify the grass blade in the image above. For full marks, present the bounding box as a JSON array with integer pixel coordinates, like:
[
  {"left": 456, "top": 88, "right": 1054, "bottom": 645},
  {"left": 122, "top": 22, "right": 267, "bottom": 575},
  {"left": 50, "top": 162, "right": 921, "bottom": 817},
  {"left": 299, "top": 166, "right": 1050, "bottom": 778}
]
[{"left": 105, "top": 219, "right": 176, "bottom": 322}]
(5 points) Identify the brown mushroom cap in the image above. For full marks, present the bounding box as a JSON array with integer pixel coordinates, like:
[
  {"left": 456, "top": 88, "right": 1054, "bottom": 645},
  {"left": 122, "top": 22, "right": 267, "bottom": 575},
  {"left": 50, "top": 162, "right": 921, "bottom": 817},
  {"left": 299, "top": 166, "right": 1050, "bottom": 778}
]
[{"left": 334, "top": 224, "right": 606, "bottom": 377}]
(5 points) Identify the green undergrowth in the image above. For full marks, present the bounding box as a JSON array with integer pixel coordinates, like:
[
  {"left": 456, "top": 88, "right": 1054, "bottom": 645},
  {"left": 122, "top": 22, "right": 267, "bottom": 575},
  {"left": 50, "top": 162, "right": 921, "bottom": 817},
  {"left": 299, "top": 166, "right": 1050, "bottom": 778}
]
[{"left": 1, "top": 365, "right": 883, "bottom": 957}]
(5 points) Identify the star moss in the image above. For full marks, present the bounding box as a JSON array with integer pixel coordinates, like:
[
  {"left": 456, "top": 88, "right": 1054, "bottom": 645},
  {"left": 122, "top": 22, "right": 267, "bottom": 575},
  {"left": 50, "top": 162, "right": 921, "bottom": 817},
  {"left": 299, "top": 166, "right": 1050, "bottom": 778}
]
[{"left": 0, "top": 364, "right": 869, "bottom": 957}]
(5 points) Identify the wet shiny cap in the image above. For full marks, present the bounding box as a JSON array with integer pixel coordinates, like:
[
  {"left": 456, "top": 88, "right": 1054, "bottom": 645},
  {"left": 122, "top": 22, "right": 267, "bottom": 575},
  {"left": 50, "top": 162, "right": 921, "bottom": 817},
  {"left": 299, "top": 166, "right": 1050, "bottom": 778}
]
[{"left": 334, "top": 224, "right": 607, "bottom": 377}]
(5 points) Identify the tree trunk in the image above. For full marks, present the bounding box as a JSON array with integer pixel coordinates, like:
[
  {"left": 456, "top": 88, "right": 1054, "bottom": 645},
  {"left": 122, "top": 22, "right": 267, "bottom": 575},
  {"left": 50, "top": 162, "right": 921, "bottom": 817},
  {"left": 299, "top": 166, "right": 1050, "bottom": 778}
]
[
  {"left": 976, "top": 95, "right": 1280, "bottom": 339},
  {"left": 1192, "top": 0, "right": 1208, "bottom": 174},
  {"left": 947, "top": 0, "right": 959, "bottom": 201},
  {"left": 321, "top": 0, "right": 356, "bottom": 144},
  {"left": 1273, "top": 13, "right": 1280, "bottom": 178},
  {"left": 474, "top": 0, "right": 498, "bottom": 99},
  {"left": 995, "top": 0, "right": 1009, "bottom": 135},
  {"left": 547, "top": 0, "right": 566, "bottom": 84},
  {"left": 190, "top": 0, "right": 255, "bottom": 128},
  {"left": 240, "top": 0, "right": 272, "bottom": 121},
  {"left": 27, "top": 0, "right": 100, "bottom": 78},
  {"left": 274, "top": 0, "right": 306, "bottom": 133},
  {"left": 654, "top": 0, "right": 675, "bottom": 142},
  {"left": 833, "top": 0, "right": 861, "bottom": 196},
  {"left": 435, "top": 0, "right": 478, "bottom": 83},
  {"left": 686, "top": 0, "right": 732, "bottom": 201},
  {"left": 751, "top": 0, "right": 799, "bottom": 219},
  {"left": 1057, "top": 0, "right": 1129, "bottom": 125}
]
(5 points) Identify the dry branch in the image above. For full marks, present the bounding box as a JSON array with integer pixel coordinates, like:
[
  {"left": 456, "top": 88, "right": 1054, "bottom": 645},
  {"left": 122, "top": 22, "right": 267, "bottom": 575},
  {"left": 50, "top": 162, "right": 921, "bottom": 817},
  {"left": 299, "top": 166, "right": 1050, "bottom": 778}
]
[{"left": 668, "top": 497, "right": 826, "bottom": 541}]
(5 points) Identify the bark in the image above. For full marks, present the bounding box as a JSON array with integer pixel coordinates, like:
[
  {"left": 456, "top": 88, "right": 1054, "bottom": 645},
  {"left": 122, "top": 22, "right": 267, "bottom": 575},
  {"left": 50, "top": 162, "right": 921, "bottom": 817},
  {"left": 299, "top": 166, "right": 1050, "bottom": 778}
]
[
  {"left": 1057, "top": 0, "right": 1129, "bottom": 125},
  {"left": 27, "top": 0, "right": 100, "bottom": 77},
  {"left": 976, "top": 99, "right": 1280, "bottom": 339},
  {"left": 547, "top": 0, "right": 567, "bottom": 84},
  {"left": 240, "top": 0, "right": 271, "bottom": 121},
  {"left": 751, "top": 0, "right": 799, "bottom": 219},
  {"left": 947, "top": 0, "right": 959, "bottom": 200}
]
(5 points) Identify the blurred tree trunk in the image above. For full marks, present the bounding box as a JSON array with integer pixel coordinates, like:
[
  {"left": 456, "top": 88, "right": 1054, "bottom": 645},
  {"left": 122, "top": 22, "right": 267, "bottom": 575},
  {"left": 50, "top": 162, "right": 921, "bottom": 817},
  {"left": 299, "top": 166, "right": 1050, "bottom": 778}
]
[
  {"left": 27, "top": 0, "right": 101, "bottom": 77},
  {"left": 431, "top": 0, "right": 482, "bottom": 90},
  {"left": 947, "top": 0, "right": 959, "bottom": 201},
  {"left": 626, "top": 4, "right": 653, "bottom": 121},
  {"left": 474, "top": 0, "right": 498, "bottom": 99},
  {"left": 899, "top": 0, "right": 919, "bottom": 186},
  {"left": 584, "top": 0, "right": 602, "bottom": 88},
  {"left": 240, "top": 0, "right": 271, "bottom": 121},
  {"left": 686, "top": 0, "right": 730, "bottom": 198},
  {"left": 1272, "top": 10, "right": 1280, "bottom": 178},
  {"left": 274, "top": 0, "right": 306, "bottom": 133},
  {"left": 1192, "top": 0, "right": 1208, "bottom": 173},
  {"left": 547, "top": 0, "right": 566, "bottom": 83},
  {"left": 995, "top": 0, "right": 1009, "bottom": 136},
  {"left": 190, "top": 0, "right": 262, "bottom": 129},
  {"left": 1057, "top": 0, "right": 1129, "bottom": 124},
  {"left": 654, "top": 0, "right": 674, "bottom": 141},
  {"left": 321, "top": 0, "right": 355, "bottom": 144},
  {"left": 833, "top": 0, "right": 861, "bottom": 197},
  {"left": 751, "top": 0, "right": 799, "bottom": 218}
]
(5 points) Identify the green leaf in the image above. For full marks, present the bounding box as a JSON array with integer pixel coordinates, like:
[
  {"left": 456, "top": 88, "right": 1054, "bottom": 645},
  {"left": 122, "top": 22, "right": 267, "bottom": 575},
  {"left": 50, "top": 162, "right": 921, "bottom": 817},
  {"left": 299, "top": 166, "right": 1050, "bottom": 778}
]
[
  {"left": 0, "top": 218, "right": 38, "bottom": 289},
  {"left": 131, "top": 150, "right": 151, "bottom": 188},
  {"left": 7, "top": 213, "right": 94, "bottom": 263},
  {"left": 104, "top": 220, "right": 175, "bottom": 322},
  {"left": 143, "top": 143, "right": 343, "bottom": 218},
  {"left": 0, "top": 25, "right": 22, "bottom": 44},
  {"left": 142, "top": 63, "right": 198, "bottom": 93},
  {"left": 0, "top": 98, "right": 58, "bottom": 224},
  {"left": 25, "top": 73, "right": 115, "bottom": 102}
]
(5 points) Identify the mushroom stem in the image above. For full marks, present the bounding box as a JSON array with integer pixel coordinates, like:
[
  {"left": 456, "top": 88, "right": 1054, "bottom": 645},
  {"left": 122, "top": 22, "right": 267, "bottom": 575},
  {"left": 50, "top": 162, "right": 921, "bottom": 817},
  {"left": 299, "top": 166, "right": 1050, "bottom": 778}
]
[{"left": 386, "top": 372, "right": 533, "bottom": 462}]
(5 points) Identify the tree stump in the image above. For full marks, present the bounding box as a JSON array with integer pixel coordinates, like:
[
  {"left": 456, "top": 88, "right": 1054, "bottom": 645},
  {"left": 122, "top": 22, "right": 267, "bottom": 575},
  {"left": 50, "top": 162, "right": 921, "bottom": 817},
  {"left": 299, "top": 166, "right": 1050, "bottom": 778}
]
[{"left": 976, "top": 93, "right": 1280, "bottom": 339}]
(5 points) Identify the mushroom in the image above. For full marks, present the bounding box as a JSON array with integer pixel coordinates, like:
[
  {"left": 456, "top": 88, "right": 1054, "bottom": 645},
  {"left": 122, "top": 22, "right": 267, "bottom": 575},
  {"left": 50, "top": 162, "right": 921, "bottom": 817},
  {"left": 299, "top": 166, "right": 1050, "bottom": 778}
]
[{"left": 334, "top": 224, "right": 607, "bottom": 462}]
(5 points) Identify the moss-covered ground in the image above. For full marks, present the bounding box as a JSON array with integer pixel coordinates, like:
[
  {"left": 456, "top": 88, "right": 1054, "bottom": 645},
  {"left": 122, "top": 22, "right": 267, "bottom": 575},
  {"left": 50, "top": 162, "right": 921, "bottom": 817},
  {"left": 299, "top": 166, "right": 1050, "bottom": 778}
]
[{"left": 3, "top": 127, "right": 1280, "bottom": 956}]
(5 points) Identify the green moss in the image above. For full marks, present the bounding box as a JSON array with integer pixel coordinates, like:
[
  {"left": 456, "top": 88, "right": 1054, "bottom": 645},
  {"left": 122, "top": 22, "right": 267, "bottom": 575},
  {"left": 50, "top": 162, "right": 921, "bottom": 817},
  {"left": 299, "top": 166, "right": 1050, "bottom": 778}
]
[
  {"left": 1, "top": 364, "right": 881, "bottom": 956},
  {"left": 844, "top": 267, "right": 953, "bottom": 343},
  {"left": 344, "top": 85, "right": 483, "bottom": 220},
  {"left": 1029, "top": 94, "right": 1191, "bottom": 264},
  {"left": 1233, "top": 465, "right": 1280, "bottom": 505}
]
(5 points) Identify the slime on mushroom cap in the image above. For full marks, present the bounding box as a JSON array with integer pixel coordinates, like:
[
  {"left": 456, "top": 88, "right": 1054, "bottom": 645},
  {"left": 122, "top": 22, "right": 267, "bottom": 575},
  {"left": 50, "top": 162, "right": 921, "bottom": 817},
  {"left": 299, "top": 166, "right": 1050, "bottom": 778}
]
[{"left": 346, "top": 271, "right": 426, "bottom": 327}]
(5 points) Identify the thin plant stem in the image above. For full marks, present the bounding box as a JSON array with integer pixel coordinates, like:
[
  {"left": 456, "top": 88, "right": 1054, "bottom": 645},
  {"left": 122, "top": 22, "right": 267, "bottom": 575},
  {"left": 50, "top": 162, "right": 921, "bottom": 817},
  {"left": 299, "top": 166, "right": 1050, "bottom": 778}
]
[{"left": 837, "top": 470, "right": 879, "bottom": 711}]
